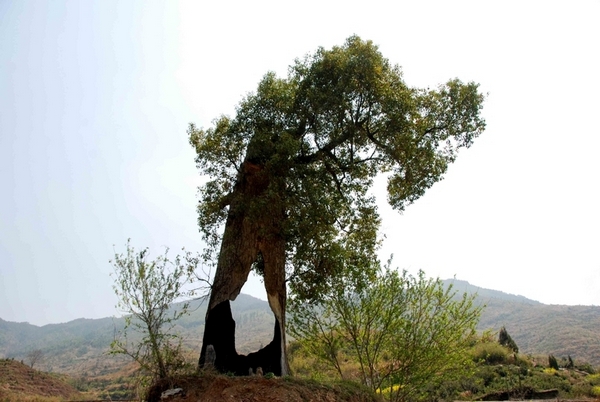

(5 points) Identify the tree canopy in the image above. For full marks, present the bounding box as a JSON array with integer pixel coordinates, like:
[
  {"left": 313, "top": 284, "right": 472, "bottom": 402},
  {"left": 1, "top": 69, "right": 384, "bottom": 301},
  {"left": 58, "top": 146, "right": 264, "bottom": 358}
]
[{"left": 189, "top": 35, "right": 486, "bottom": 303}]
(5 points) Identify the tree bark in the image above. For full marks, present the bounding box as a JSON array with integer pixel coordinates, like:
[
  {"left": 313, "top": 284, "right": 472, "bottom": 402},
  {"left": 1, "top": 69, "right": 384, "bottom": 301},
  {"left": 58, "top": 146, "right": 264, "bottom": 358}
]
[{"left": 198, "top": 161, "right": 290, "bottom": 376}]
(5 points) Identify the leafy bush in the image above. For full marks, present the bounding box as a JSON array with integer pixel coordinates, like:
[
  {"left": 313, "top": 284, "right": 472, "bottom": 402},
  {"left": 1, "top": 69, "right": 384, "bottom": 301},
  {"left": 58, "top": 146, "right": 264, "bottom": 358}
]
[
  {"left": 418, "top": 342, "right": 600, "bottom": 401},
  {"left": 576, "top": 362, "right": 596, "bottom": 374},
  {"left": 109, "top": 240, "right": 199, "bottom": 382},
  {"left": 587, "top": 373, "right": 600, "bottom": 384},
  {"left": 290, "top": 267, "right": 482, "bottom": 402},
  {"left": 525, "top": 368, "right": 572, "bottom": 394},
  {"left": 470, "top": 342, "right": 511, "bottom": 365}
]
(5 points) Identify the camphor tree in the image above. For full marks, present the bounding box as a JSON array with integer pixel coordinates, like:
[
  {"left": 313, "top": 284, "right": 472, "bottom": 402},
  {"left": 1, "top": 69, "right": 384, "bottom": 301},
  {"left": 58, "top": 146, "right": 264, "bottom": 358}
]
[
  {"left": 288, "top": 266, "right": 482, "bottom": 402},
  {"left": 189, "top": 36, "right": 486, "bottom": 376},
  {"left": 110, "top": 240, "right": 199, "bottom": 380}
]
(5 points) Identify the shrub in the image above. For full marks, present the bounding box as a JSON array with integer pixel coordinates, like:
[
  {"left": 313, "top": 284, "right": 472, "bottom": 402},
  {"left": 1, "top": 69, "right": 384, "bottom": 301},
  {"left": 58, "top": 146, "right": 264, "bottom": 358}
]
[
  {"left": 587, "top": 373, "right": 600, "bottom": 385},
  {"left": 471, "top": 342, "right": 510, "bottom": 365},
  {"left": 526, "top": 368, "right": 572, "bottom": 394},
  {"left": 290, "top": 268, "right": 482, "bottom": 402},
  {"left": 576, "top": 362, "right": 596, "bottom": 374},
  {"left": 109, "top": 240, "right": 199, "bottom": 381}
]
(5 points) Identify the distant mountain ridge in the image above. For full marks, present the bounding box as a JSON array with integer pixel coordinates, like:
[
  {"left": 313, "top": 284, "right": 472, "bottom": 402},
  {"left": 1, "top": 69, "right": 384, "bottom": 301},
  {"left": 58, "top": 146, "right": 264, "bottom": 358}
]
[
  {"left": 0, "top": 294, "right": 275, "bottom": 377},
  {"left": 1, "top": 282, "right": 599, "bottom": 376},
  {"left": 444, "top": 278, "right": 600, "bottom": 366},
  {"left": 443, "top": 278, "right": 542, "bottom": 305}
]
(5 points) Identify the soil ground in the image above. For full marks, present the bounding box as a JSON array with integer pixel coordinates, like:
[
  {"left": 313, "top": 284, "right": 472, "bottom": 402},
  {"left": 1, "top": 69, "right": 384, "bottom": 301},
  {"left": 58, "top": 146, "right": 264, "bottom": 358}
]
[{"left": 148, "top": 373, "right": 382, "bottom": 402}]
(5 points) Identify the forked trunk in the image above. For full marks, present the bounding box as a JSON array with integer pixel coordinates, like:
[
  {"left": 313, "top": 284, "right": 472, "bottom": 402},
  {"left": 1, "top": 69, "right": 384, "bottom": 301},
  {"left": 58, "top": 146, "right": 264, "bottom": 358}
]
[{"left": 198, "top": 161, "right": 290, "bottom": 376}]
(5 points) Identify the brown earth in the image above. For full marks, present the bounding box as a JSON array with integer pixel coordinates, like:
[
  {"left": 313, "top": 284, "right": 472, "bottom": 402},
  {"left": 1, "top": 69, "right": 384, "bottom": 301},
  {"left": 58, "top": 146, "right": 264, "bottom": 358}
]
[
  {"left": 0, "top": 358, "right": 82, "bottom": 400},
  {"left": 147, "top": 373, "right": 382, "bottom": 402}
]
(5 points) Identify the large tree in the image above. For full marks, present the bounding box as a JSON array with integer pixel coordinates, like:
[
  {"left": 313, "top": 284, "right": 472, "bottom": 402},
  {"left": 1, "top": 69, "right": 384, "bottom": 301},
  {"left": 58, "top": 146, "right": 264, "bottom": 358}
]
[{"left": 188, "top": 36, "right": 486, "bottom": 376}]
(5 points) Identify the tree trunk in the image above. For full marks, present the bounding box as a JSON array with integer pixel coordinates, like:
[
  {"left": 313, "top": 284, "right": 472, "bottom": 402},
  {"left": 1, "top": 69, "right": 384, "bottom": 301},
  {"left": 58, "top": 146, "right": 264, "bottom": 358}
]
[{"left": 198, "top": 161, "right": 290, "bottom": 376}]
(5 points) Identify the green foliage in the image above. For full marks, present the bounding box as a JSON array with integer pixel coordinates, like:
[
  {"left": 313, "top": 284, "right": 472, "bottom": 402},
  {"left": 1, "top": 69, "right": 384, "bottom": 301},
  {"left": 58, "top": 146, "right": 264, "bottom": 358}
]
[
  {"left": 587, "top": 373, "right": 600, "bottom": 384},
  {"left": 498, "top": 326, "right": 519, "bottom": 354},
  {"left": 566, "top": 372, "right": 600, "bottom": 398},
  {"left": 289, "top": 264, "right": 482, "bottom": 402},
  {"left": 470, "top": 341, "right": 511, "bottom": 365},
  {"left": 475, "top": 297, "right": 600, "bottom": 367},
  {"left": 576, "top": 361, "right": 596, "bottom": 374},
  {"left": 528, "top": 366, "right": 571, "bottom": 393},
  {"left": 549, "top": 354, "right": 559, "bottom": 370},
  {"left": 427, "top": 338, "right": 600, "bottom": 401},
  {"left": 109, "top": 240, "right": 199, "bottom": 381},
  {"left": 189, "top": 35, "right": 486, "bottom": 302}
]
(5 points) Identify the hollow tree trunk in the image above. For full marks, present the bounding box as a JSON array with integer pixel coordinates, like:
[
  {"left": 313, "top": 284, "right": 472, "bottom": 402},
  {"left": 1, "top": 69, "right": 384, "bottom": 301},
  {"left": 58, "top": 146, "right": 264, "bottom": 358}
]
[{"left": 198, "top": 161, "right": 290, "bottom": 376}]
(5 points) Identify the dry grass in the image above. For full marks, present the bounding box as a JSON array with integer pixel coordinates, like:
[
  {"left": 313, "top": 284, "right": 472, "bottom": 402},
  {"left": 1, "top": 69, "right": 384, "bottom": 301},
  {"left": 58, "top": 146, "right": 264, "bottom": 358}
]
[{"left": 0, "top": 358, "right": 85, "bottom": 401}]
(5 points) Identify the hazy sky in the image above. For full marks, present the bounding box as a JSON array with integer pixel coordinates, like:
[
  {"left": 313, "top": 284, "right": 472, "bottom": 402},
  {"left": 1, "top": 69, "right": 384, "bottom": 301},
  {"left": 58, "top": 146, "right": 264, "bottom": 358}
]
[{"left": 1, "top": 1, "right": 599, "bottom": 326}]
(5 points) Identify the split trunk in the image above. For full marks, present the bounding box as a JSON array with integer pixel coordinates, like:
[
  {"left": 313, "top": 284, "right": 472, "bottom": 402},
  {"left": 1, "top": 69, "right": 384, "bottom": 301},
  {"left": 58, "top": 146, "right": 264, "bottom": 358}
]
[{"left": 198, "top": 160, "right": 290, "bottom": 376}]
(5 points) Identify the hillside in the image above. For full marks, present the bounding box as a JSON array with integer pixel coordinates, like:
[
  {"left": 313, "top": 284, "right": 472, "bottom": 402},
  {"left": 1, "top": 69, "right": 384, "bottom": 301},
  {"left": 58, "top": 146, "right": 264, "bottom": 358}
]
[
  {"left": 1, "top": 282, "right": 599, "bottom": 378},
  {"left": 0, "top": 294, "right": 274, "bottom": 377},
  {"left": 446, "top": 279, "right": 543, "bottom": 305},
  {"left": 446, "top": 279, "right": 600, "bottom": 366},
  {"left": 0, "top": 358, "right": 83, "bottom": 401}
]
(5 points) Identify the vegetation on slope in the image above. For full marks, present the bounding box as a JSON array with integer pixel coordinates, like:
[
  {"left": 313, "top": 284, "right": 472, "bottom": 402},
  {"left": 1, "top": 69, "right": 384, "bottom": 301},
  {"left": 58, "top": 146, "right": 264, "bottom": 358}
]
[
  {"left": 289, "top": 330, "right": 600, "bottom": 401},
  {"left": 290, "top": 268, "right": 482, "bottom": 402},
  {"left": 447, "top": 279, "right": 600, "bottom": 366},
  {"left": 2, "top": 281, "right": 600, "bottom": 401},
  {"left": 0, "top": 294, "right": 273, "bottom": 378},
  {"left": 4, "top": 281, "right": 599, "bottom": 373},
  {"left": 0, "top": 358, "right": 83, "bottom": 401}
]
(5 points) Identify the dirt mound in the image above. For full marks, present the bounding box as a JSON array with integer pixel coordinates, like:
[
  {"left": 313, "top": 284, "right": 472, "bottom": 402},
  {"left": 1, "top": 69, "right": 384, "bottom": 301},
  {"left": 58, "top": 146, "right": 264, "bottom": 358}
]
[
  {"left": 0, "top": 358, "right": 82, "bottom": 400},
  {"left": 148, "top": 373, "right": 382, "bottom": 402}
]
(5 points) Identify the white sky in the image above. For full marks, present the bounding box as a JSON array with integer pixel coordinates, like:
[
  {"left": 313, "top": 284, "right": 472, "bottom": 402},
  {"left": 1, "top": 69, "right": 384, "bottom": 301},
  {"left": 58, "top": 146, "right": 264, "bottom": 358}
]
[{"left": 1, "top": 1, "right": 599, "bottom": 326}]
